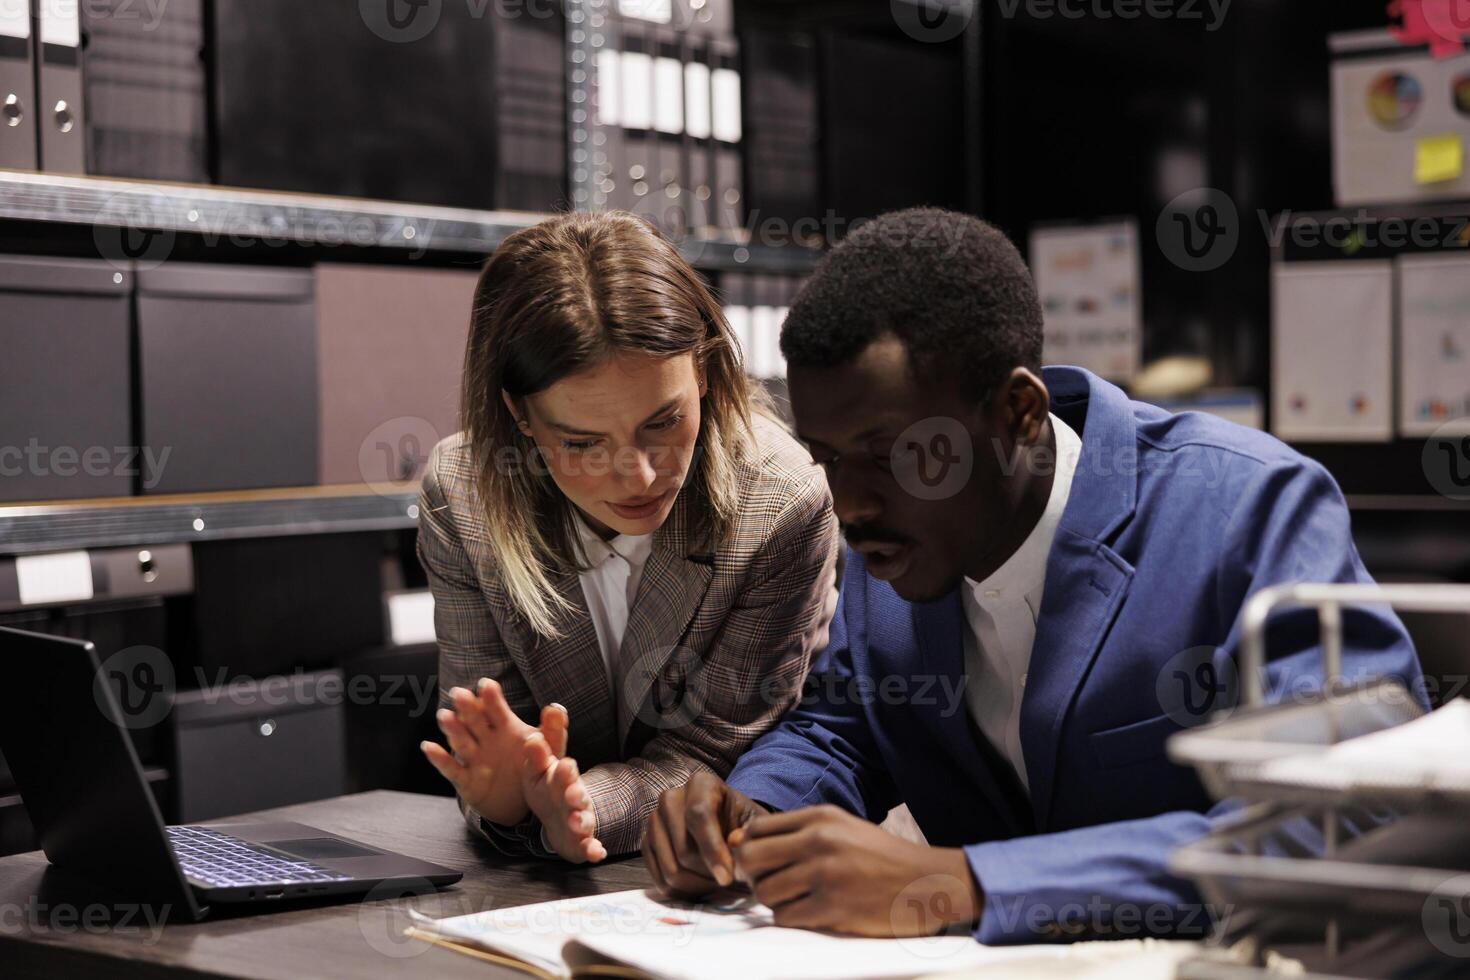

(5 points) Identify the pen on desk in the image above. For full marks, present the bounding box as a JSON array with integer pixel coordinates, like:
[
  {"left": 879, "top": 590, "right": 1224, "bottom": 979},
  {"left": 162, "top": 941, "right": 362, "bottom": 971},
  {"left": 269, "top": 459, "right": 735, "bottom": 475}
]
[
  {"left": 725, "top": 813, "right": 756, "bottom": 886},
  {"left": 726, "top": 812, "right": 755, "bottom": 847}
]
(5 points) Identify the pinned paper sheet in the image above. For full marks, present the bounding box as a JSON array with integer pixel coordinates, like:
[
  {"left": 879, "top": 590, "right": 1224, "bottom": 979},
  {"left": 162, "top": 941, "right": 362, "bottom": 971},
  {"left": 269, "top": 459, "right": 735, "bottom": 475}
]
[
  {"left": 1271, "top": 261, "right": 1394, "bottom": 442},
  {"left": 1415, "top": 133, "right": 1464, "bottom": 184}
]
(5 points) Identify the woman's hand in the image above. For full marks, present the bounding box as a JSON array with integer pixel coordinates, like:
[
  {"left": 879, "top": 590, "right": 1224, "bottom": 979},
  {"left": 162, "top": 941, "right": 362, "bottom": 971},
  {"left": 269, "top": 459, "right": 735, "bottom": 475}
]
[
  {"left": 421, "top": 677, "right": 540, "bottom": 826},
  {"left": 521, "top": 717, "right": 607, "bottom": 864}
]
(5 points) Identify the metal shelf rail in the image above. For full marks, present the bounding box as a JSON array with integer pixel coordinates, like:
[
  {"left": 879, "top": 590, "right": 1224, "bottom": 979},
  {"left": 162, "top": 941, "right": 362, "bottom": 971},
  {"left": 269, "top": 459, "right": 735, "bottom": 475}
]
[
  {"left": 0, "top": 486, "right": 421, "bottom": 556},
  {"left": 0, "top": 169, "right": 822, "bottom": 274}
]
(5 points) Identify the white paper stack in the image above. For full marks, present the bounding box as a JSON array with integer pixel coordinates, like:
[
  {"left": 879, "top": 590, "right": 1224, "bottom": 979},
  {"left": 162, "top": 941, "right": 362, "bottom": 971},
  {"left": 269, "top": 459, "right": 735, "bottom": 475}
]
[{"left": 1254, "top": 698, "right": 1470, "bottom": 794}]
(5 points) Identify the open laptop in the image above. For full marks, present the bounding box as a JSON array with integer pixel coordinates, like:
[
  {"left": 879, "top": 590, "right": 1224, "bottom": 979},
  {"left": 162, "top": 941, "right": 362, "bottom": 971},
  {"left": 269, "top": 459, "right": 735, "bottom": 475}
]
[{"left": 0, "top": 625, "right": 462, "bottom": 920}]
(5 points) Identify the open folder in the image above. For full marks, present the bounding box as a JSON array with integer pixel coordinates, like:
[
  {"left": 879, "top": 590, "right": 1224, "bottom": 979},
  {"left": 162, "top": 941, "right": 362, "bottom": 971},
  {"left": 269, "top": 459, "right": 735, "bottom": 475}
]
[{"left": 404, "top": 888, "right": 1071, "bottom": 980}]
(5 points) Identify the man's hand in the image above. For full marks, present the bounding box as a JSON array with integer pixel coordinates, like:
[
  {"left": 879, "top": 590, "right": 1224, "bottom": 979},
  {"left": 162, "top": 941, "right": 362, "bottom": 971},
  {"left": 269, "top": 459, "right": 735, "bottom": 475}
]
[
  {"left": 643, "top": 772, "right": 768, "bottom": 897},
  {"left": 730, "top": 805, "right": 982, "bottom": 938},
  {"left": 420, "top": 678, "right": 541, "bottom": 826}
]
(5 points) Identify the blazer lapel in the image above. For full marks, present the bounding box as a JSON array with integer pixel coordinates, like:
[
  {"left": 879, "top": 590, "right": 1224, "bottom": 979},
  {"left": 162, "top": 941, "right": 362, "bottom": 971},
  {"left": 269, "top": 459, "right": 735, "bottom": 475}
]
[
  {"left": 1021, "top": 533, "right": 1132, "bottom": 829},
  {"left": 912, "top": 594, "right": 1031, "bottom": 838},
  {"left": 1022, "top": 366, "right": 1141, "bottom": 828},
  {"left": 537, "top": 569, "right": 623, "bottom": 763},
  {"left": 480, "top": 554, "right": 621, "bottom": 764},
  {"left": 614, "top": 489, "right": 715, "bottom": 749}
]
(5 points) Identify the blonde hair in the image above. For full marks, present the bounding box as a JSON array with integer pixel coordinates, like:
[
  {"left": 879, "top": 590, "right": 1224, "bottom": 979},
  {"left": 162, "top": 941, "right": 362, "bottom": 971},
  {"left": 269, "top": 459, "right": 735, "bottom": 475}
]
[{"left": 461, "top": 211, "right": 763, "bottom": 638}]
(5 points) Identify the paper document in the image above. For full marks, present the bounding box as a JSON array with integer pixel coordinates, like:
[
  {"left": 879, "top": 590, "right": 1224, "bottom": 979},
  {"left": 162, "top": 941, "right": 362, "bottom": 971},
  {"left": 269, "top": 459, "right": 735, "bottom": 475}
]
[
  {"left": 407, "top": 888, "right": 1068, "bottom": 980},
  {"left": 1270, "top": 261, "right": 1393, "bottom": 442},
  {"left": 1256, "top": 698, "right": 1470, "bottom": 792},
  {"left": 1397, "top": 253, "right": 1470, "bottom": 437},
  {"left": 1030, "top": 221, "right": 1142, "bottom": 383}
]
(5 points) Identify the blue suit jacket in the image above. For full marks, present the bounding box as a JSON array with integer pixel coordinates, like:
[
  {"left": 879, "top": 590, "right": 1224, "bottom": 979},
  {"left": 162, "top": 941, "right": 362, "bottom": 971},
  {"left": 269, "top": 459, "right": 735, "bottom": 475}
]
[{"left": 727, "top": 366, "right": 1424, "bottom": 944}]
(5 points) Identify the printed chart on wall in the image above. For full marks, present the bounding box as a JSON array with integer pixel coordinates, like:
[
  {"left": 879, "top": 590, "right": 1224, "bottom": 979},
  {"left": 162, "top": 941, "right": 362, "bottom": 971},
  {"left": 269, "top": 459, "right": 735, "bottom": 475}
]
[
  {"left": 1398, "top": 253, "right": 1470, "bottom": 437},
  {"left": 1030, "top": 220, "right": 1142, "bottom": 382},
  {"left": 1271, "top": 261, "right": 1394, "bottom": 442}
]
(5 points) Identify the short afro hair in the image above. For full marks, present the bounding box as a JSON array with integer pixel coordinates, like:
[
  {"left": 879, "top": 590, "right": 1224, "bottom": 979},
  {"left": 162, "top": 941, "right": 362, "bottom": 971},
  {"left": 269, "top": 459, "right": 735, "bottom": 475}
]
[{"left": 780, "top": 208, "right": 1043, "bottom": 400}]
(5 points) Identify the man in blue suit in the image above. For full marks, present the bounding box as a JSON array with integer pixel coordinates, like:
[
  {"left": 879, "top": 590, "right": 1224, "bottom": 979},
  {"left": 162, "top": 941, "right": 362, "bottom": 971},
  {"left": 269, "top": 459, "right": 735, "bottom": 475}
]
[{"left": 641, "top": 208, "right": 1424, "bottom": 943}]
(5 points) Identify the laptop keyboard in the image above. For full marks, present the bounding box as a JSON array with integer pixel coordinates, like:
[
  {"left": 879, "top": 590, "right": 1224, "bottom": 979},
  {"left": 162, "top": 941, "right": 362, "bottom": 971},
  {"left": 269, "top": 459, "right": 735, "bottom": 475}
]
[{"left": 166, "top": 825, "right": 353, "bottom": 889}]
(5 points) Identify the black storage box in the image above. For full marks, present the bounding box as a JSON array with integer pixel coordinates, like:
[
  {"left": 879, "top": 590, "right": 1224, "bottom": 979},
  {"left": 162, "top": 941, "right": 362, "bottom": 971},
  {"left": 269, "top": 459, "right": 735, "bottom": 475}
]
[
  {"left": 0, "top": 256, "right": 133, "bottom": 503},
  {"left": 342, "top": 642, "right": 446, "bottom": 797},
  {"left": 172, "top": 669, "right": 346, "bottom": 822},
  {"left": 136, "top": 263, "right": 318, "bottom": 495},
  {"left": 187, "top": 533, "right": 385, "bottom": 681}
]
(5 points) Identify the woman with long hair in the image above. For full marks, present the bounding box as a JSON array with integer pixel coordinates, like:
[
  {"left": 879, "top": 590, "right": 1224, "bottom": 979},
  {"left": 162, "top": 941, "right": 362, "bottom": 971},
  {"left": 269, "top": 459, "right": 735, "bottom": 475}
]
[{"left": 418, "top": 211, "right": 838, "bottom": 861}]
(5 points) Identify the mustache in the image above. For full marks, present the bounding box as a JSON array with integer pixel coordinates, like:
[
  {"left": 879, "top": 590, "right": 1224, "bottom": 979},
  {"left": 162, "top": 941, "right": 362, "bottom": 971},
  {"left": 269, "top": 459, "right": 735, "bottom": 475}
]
[{"left": 841, "top": 523, "right": 910, "bottom": 549}]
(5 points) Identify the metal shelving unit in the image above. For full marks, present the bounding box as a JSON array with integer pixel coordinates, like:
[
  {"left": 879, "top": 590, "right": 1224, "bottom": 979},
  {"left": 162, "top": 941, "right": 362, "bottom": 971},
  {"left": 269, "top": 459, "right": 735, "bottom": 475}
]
[
  {"left": 0, "top": 163, "right": 822, "bottom": 553},
  {"left": 0, "top": 169, "right": 822, "bottom": 274}
]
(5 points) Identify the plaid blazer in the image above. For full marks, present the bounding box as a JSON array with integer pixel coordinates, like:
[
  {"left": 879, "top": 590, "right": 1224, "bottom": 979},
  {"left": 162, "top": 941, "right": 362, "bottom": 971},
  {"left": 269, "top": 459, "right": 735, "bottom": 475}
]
[{"left": 416, "top": 413, "right": 839, "bottom": 857}]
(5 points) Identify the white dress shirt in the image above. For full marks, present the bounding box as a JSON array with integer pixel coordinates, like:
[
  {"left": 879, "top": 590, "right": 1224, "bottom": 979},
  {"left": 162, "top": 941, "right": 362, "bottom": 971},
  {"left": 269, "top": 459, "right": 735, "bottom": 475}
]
[
  {"left": 961, "top": 413, "right": 1081, "bottom": 794},
  {"left": 574, "top": 515, "right": 655, "bottom": 701}
]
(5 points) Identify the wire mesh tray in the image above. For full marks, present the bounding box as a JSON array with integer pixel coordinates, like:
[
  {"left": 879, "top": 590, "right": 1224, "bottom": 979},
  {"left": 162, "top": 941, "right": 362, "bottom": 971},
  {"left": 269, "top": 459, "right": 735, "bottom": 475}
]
[
  {"left": 1167, "top": 679, "right": 1425, "bottom": 802},
  {"left": 1168, "top": 583, "right": 1470, "bottom": 803},
  {"left": 1169, "top": 804, "right": 1470, "bottom": 926},
  {"left": 1175, "top": 928, "right": 1466, "bottom": 980},
  {"left": 1222, "top": 704, "right": 1470, "bottom": 811}
]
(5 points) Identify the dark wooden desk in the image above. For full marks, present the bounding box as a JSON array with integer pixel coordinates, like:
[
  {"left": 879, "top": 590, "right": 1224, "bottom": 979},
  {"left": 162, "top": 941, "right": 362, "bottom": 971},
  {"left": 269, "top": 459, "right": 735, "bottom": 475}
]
[{"left": 0, "top": 790, "right": 653, "bottom": 979}]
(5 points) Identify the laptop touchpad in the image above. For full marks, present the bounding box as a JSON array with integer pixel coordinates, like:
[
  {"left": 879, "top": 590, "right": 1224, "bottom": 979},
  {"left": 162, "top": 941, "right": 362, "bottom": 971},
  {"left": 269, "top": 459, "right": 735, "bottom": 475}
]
[{"left": 267, "top": 837, "right": 382, "bottom": 860}]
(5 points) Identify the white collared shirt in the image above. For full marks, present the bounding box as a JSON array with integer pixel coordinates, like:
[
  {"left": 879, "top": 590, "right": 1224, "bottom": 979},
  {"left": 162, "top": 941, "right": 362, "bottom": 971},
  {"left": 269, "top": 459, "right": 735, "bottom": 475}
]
[
  {"left": 961, "top": 413, "right": 1081, "bottom": 794},
  {"left": 574, "top": 515, "right": 654, "bottom": 698}
]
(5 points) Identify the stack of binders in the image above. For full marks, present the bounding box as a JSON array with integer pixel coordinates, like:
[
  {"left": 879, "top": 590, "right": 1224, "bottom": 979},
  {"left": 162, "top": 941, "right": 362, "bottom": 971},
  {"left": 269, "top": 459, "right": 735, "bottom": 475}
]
[
  {"left": 595, "top": 0, "right": 744, "bottom": 239},
  {"left": 212, "top": 1, "right": 566, "bottom": 212},
  {"left": 0, "top": 3, "right": 34, "bottom": 170},
  {"left": 494, "top": 8, "right": 571, "bottom": 213},
  {"left": 79, "top": 0, "right": 209, "bottom": 182},
  {"left": 740, "top": 28, "right": 821, "bottom": 240},
  {"left": 0, "top": 255, "right": 133, "bottom": 503},
  {"left": 0, "top": 0, "right": 83, "bottom": 172},
  {"left": 0, "top": 0, "right": 207, "bottom": 180}
]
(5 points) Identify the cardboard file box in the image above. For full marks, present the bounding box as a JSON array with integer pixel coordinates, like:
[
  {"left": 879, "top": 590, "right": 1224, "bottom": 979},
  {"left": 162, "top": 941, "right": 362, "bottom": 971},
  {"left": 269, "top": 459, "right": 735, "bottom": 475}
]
[
  {"left": 189, "top": 533, "right": 384, "bottom": 681},
  {"left": 315, "top": 264, "right": 475, "bottom": 488},
  {"left": 136, "top": 263, "right": 318, "bottom": 495},
  {"left": 172, "top": 669, "right": 347, "bottom": 823},
  {"left": 0, "top": 255, "right": 133, "bottom": 503}
]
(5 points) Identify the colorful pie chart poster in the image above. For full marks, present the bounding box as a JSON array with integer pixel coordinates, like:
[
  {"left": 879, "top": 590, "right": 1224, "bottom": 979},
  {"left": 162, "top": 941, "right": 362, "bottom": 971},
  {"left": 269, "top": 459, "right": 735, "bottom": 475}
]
[{"left": 1368, "top": 71, "right": 1423, "bottom": 129}]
